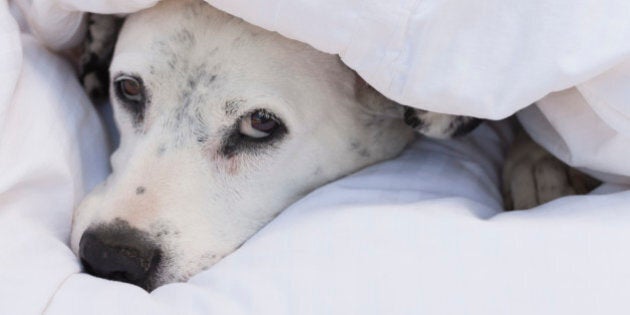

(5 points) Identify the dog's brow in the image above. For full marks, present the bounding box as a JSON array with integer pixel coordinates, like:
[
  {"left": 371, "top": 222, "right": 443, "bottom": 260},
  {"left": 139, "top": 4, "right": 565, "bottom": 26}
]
[{"left": 224, "top": 99, "right": 244, "bottom": 117}]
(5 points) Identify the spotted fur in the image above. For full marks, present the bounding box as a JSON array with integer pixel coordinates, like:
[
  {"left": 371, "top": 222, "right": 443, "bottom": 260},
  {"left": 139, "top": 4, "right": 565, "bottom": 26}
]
[
  {"left": 79, "top": 14, "right": 124, "bottom": 102},
  {"left": 403, "top": 106, "right": 482, "bottom": 139}
]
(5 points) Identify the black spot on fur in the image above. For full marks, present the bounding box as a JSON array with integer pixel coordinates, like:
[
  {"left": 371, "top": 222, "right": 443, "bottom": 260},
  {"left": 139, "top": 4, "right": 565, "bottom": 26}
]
[
  {"left": 81, "top": 52, "right": 109, "bottom": 100},
  {"left": 150, "top": 221, "right": 179, "bottom": 240},
  {"left": 186, "top": 66, "right": 219, "bottom": 91},
  {"left": 79, "top": 14, "right": 124, "bottom": 104},
  {"left": 224, "top": 99, "right": 242, "bottom": 116},
  {"left": 403, "top": 106, "right": 482, "bottom": 138},
  {"left": 403, "top": 107, "right": 425, "bottom": 129},
  {"left": 167, "top": 59, "right": 176, "bottom": 70},
  {"left": 173, "top": 29, "right": 196, "bottom": 47},
  {"left": 167, "top": 86, "right": 209, "bottom": 147},
  {"left": 136, "top": 186, "right": 146, "bottom": 195},
  {"left": 450, "top": 117, "right": 482, "bottom": 137},
  {"left": 349, "top": 140, "right": 370, "bottom": 158},
  {"left": 192, "top": 108, "right": 209, "bottom": 144},
  {"left": 197, "top": 135, "right": 208, "bottom": 143}
]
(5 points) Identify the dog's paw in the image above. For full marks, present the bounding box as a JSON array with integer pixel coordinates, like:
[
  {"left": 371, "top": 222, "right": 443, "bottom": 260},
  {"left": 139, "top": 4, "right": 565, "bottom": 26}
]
[
  {"left": 403, "top": 107, "right": 481, "bottom": 139},
  {"left": 502, "top": 130, "right": 600, "bottom": 210},
  {"left": 79, "top": 14, "right": 124, "bottom": 102}
]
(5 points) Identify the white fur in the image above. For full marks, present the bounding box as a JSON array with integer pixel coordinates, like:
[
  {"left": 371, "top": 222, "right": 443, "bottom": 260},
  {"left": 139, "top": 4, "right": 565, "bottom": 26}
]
[{"left": 71, "top": 0, "right": 413, "bottom": 288}]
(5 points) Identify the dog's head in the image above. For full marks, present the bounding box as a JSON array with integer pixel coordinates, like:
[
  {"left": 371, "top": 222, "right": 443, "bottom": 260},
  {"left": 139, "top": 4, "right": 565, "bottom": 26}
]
[{"left": 71, "top": 0, "right": 413, "bottom": 291}]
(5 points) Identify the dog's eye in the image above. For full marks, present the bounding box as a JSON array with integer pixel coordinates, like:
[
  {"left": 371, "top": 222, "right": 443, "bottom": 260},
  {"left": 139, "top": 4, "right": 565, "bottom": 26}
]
[
  {"left": 113, "top": 74, "right": 147, "bottom": 125},
  {"left": 222, "top": 109, "right": 287, "bottom": 157},
  {"left": 115, "top": 76, "right": 144, "bottom": 103},
  {"left": 239, "top": 110, "right": 280, "bottom": 138}
]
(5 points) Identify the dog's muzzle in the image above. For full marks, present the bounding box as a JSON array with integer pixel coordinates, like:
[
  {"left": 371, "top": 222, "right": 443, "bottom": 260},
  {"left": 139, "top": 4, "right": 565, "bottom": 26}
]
[{"left": 79, "top": 221, "right": 161, "bottom": 291}]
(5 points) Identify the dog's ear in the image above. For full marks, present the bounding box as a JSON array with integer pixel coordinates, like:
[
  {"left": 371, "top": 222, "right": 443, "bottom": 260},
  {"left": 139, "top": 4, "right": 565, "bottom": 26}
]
[
  {"left": 79, "top": 14, "right": 125, "bottom": 104},
  {"left": 353, "top": 72, "right": 482, "bottom": 139}
]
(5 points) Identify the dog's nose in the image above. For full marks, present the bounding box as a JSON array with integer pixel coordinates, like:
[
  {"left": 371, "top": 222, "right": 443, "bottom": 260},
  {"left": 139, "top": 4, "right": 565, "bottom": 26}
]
[{"left": 79, "top": 224, "right": 161, "bottom": 290}]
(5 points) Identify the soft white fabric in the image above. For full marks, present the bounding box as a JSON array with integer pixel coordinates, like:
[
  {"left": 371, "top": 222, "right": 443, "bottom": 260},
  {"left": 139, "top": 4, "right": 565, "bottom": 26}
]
[
  {"left": 519, "top": 85, "right": 630, "bottom": 185},
  {"left": 4, "top": 1, "right": 630, "bottom": 315},
  {"left": 1, "top": 4, "right": 107, "bottom": 314},
  {"left": 0, "top": 22, "right": 109, "bottom": 315},
  {"left": 19, "top": 0, "right": 630, "bottom": 184}
]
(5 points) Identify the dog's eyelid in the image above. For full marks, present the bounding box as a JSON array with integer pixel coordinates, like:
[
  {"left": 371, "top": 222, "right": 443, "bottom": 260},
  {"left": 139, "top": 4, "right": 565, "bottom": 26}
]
[
  {"left": 112, "top": 73, "right": 143, "bottom": 85},
  {"left": 114, "top": 74, "right": 137, "bottom": 82}
]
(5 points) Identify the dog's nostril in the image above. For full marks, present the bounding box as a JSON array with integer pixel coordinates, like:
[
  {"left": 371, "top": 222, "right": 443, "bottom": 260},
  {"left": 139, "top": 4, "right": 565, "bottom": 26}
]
[{"left": 79, "top": 226, "right": 161, "bottom": 290}]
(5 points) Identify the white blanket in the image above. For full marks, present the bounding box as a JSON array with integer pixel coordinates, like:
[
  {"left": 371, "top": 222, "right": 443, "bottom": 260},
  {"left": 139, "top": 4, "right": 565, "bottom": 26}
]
[
  {"left": 21, "top": 0, "right": 630, "bottom": 183},
  {"left": 3, "top": 1, "right": 630, "bottom": 314}
]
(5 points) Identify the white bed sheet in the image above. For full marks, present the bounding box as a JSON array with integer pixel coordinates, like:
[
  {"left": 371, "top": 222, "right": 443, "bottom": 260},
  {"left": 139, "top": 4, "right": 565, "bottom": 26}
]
[{"left": 3, "top": 1, "right": 630, "bottom": 315}]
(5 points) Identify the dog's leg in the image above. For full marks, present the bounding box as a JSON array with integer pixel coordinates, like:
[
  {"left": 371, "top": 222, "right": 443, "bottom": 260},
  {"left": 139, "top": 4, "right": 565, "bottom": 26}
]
[
  {"left": 79, "top": 14, "right": 124, "bottom": 102},
  {"left": 502, "top": 128, "right": 600, "bottom": 210},
  {"left": 353, "top": 74, "right": 481, "bottom": 139},
  {"left": 403, "top": 107, "right": 482, "bottom": 139}
]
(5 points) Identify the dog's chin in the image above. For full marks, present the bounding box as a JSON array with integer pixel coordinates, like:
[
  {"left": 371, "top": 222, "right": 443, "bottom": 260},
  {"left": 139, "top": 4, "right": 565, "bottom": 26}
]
[
  {"left": 119, "top": 264, "right": 170, "bottom": 292},
  {"left": 142, "top": 255, "right": 221, "bottom": 292},
  {"left": 142, "top": 275, "right": 163, "bottom": 292},
  {"left": 143, "top": 272, "right": 194, "bottom": 292}
]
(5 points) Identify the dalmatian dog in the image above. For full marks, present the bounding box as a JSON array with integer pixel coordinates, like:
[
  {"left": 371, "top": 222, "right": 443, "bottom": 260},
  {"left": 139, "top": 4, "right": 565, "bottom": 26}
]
[{"left": 73, "top": 0, "right": 596, "bottom": 291}]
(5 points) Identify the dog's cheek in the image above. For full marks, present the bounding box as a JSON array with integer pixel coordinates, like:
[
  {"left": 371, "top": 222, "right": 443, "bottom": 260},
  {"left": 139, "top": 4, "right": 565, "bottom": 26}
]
[{"left": 203, "top": 140, "right": 240, "bottom": 176}]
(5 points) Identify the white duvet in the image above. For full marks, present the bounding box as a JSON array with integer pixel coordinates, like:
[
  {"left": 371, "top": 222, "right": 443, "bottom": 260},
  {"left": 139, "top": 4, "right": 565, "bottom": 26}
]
[{"left": 2, "top": 0, "right": 630, "bottom": 314}]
